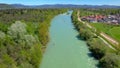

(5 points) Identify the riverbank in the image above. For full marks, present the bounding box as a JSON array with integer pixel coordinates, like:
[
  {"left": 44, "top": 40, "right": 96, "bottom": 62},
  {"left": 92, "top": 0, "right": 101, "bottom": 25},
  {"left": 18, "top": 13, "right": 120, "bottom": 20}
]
[{"left": 71, "top": 9, "right": 120, "bottom": 68}]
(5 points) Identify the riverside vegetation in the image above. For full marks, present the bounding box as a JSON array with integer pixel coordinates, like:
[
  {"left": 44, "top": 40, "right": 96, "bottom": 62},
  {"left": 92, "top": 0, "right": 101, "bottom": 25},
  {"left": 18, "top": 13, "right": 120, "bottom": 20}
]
[
  {"left": 0, "top": 9, "right": 66, "bottom": 68},
  {"left": 72, "top": 9, "right": 120, "bottom": 68}
]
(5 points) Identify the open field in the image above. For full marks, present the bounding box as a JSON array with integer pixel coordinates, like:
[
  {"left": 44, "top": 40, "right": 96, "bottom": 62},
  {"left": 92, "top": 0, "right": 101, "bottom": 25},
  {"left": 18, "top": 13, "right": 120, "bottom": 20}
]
[
  {"left": 90, "top": 23, "right": 120, "bottom": 42},
  {"left": 110, "top": 27, "right": 120, "bottom": 42}
]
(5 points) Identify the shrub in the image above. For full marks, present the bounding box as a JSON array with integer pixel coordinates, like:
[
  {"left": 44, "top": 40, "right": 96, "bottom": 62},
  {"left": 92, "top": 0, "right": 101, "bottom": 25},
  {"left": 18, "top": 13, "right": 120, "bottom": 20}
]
[
  {"left": 87, "top": 38, "right": 108, "bottom": 59},
  {"left": 100, "top": 53, "right": 120, "bottom": 68},
  {"left": 24, "top": 35, "right": 36, "bottom": 47},
  {"left": 0, "top": 31, "right": 6, "bottom": 39},
  {"left": 0, "top": 31, "right": 6, "bottom": 44},
  {"left": 8, "top": 21, "right": 27, "bottom": 40}
]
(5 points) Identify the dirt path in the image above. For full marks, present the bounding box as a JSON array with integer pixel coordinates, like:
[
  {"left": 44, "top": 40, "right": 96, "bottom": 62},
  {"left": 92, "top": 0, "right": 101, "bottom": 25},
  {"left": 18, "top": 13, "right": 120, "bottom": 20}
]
[{"left": 100, "top": 32, "right": 119, "bottom": 45}]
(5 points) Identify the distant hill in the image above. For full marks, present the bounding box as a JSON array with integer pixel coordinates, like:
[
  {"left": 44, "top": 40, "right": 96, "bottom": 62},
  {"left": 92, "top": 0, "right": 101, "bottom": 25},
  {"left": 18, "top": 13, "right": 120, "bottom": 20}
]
[
  {"left": 11, "top": 4, "right": 29, "bottom": 8},
  {"left": 11, "top": 4, "right": 36, "bottom": 8},
  {"left": 0, "top": 4, "right": 14, "bottom": 9},
  {"left": 0, "top": 3, "right": 120, "bottom": 9},
  {"left": 36, "top": 4, "right": 120, "bottom": 8},
  {"left": 11, "top": 4, "right": 120, "bottom": 9}
]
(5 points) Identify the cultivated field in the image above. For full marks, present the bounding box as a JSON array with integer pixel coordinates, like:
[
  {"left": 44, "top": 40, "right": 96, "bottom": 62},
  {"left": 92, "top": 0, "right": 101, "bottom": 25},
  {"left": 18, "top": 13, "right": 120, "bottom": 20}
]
[{"left": 90, "top": 23, "right": 120, "bottom": 42}]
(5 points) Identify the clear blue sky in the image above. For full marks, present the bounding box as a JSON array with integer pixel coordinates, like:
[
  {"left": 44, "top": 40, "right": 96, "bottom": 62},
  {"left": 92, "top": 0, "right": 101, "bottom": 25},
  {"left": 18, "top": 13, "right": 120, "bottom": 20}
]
[{"left": 0, "top": 0, "right": 120, "bottom": 5}]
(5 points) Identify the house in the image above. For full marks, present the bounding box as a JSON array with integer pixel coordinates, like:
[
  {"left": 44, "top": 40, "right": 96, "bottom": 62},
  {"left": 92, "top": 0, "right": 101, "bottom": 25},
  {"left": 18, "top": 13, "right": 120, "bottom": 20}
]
[{"left": 81, "top": 14, "right": 120, "bottom": 25}]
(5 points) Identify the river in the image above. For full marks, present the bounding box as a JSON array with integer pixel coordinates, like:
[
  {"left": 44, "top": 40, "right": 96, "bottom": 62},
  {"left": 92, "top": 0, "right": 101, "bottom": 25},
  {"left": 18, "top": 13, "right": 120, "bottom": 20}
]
[{"left": 40, "top": 11, "right": 98, "bottom": 68}]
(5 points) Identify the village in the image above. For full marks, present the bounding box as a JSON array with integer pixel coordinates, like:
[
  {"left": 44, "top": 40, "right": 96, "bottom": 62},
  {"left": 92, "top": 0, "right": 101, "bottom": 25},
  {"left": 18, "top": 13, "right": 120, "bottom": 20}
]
[{"left": 81, "top": 14, "right": 120, "bottom": 25}]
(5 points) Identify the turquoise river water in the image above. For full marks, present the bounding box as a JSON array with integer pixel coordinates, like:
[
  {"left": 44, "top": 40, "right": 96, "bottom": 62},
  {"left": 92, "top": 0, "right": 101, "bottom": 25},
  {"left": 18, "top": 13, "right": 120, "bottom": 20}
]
[{"left": 40, "top": 11, "right": 98, "bottom": 68}]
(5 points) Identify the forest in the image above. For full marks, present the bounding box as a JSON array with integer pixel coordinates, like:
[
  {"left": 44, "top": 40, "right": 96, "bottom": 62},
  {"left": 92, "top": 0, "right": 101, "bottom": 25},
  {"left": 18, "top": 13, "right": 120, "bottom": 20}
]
[
  {"left": 0, "top": 9, "right": 67, "bottom": 68},
  {"left": 72, "top": 9, "right": 120, "bottom": 68}
]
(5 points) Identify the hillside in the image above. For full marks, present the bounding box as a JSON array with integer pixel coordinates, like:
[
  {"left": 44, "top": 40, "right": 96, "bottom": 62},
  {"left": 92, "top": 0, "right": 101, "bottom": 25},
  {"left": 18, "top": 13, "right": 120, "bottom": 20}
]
[{"left": 0, "top": 4, "right": 14, "bottom": 9}]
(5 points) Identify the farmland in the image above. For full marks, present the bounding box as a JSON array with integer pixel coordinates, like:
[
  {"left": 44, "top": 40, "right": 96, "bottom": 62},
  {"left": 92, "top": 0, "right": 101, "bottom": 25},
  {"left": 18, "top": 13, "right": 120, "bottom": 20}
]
[{"left": 90, "top": 23, "right": 120, "bottom": 42}]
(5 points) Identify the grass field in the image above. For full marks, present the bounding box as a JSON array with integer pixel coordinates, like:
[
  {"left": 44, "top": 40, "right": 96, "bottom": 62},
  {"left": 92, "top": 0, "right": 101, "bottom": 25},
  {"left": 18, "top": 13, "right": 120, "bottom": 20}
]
[
  {"left": 90, "top": 23, "right": 120, "bottom": 42},
  {"left": 109, "top": 27, "right": 120, "bottom": 42}
]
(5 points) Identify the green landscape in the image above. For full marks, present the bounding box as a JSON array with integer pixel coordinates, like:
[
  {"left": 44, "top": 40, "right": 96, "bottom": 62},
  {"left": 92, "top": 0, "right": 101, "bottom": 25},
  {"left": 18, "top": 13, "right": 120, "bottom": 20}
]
[
  {"left": 0, "top": 9, "right": 66, "bottom": 68},
  {"left": 72, "top": 9, "right": 120, "bottom": 68},
  {"left": 91, "top": 23, "right": 120, "bottom": 42},
  {"left": 0, "top": 0, "right": 120, "bottom": 68}
]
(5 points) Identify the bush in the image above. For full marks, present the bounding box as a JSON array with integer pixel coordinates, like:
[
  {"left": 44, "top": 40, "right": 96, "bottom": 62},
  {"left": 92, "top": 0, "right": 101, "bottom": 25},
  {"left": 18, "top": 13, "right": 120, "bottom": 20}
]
[
  {"left": 87, "top": 38, "right": 109, "bottom": 59},
  {"left": 0, "top": 31, "right": 6, "bottom": 44},
  {"left": 18, "top": 62, "right": 33, "bottom": 68},
  {"left": 79, "top": 28, "right": 93, "bottom": 40},
  {"left": 8, "top": 21, "right": 27, "bottom": 40},
  {"left": 0, "top": 31, "right": 6, "bottom": 39},
  {"left": 24, "top": 35, "right": 36, "bottom": 47},
  {"left": 100, "top": 53, "right": 120, "bottom": 68}
]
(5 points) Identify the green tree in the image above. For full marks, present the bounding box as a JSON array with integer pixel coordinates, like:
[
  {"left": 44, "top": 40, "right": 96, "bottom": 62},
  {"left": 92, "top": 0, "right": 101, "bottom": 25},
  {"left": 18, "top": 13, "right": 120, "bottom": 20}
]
[
  {"left": 100, "top": 53, "right": 120, "bottom": 68},
  {"left": 8, "top": 21, "right": 27, "bottom": 41}
]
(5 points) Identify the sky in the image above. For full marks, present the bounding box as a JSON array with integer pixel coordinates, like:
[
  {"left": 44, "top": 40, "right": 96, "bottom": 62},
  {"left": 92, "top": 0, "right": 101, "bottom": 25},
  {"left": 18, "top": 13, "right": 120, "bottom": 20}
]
[{"left": 0, "top": 0, "right": 120, "bottom": 5}]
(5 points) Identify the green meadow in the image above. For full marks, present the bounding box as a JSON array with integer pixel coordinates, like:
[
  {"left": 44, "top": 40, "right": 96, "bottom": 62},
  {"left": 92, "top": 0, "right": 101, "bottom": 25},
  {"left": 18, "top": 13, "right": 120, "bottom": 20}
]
[{"left": 91, "top": 23, "right": 120, "bottom": 42}]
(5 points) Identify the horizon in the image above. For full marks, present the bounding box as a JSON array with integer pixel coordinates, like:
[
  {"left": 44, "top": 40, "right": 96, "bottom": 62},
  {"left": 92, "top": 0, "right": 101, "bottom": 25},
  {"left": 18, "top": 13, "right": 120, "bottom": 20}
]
[
  {"left": 1, "top": 3, "right": 120, "bottom": 6},
  {"left": 0, "top": 0, "right": 120, "bottom": 6}
]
